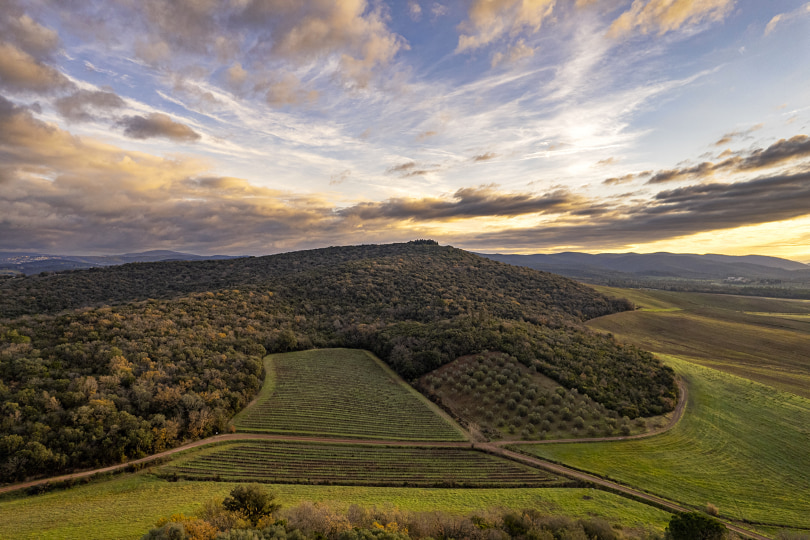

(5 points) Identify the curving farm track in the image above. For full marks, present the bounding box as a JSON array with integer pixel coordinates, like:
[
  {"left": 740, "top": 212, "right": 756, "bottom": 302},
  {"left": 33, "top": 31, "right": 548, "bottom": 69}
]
[{"left": 0, "top": 377, "right": 771, "bottom": 539}]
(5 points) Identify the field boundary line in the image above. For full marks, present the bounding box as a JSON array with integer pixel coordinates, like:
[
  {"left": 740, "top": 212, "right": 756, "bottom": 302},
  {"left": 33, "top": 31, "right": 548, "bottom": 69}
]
[
  {"left": 230, "top": 354, "right": 276, "bottom": 426},
  {"left": 361, "top": 350, "right": 470, "bottom": 441}
]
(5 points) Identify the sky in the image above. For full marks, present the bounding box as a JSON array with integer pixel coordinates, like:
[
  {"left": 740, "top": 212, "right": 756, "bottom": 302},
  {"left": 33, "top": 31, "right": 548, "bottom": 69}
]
[{"left": 1, "top": 0, "right": 809, "bottom": 259}]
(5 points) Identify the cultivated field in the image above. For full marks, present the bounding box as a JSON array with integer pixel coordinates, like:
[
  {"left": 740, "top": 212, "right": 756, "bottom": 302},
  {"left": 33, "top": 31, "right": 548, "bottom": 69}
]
[
  {"left": 419, "top": 352, "right": 670, "bottom": 441},
  {"left": 589, "top": 286, "right": 810, "bottom": 398},
  {"left": 159, "top": 440, "right": 565, "bottom": 487},
  {"left": 522, "top": 356, "right": 810, "bottom": 530},
  {"left": 232, "top": 349, "right": 466, "bottom": 441},
  {"left": 0, "top": 474, "right": 673, "bottom": 540}
]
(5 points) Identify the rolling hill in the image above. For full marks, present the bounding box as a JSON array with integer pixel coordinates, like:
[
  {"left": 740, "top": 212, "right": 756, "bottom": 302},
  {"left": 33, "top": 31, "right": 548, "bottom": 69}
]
[{"left": 0, "top": 241, "right": 677, "bottom": 483}]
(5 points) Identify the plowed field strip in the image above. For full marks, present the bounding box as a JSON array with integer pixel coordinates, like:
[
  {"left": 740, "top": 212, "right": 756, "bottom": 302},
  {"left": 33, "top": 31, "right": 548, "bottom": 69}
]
[{"left": 159, "top": 441, "right": 563, "bottom": 487}]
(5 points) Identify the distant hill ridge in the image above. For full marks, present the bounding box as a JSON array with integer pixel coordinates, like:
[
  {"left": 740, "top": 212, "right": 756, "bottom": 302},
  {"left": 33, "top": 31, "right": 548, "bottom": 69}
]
[
  {"left": 479, "top": 251, "right": 810, "bottom": 281},
  {"left": 0, "top": 250, "right": 237, "bottom": 275}
]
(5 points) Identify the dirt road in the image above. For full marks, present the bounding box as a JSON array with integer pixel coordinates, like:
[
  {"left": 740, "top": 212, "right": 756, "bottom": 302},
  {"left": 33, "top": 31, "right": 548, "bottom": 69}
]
[
  {"left": 477, "top": 445, "right": 770, "bottom": 540},
  {"left": 0, "top": 433, "right": 473, "bottom": 496},
  {"left": 0, "top": 378, "right": 770, "bottom": 539},
  {"left": 0, "top": 378, "right": 689, "bottom": 496}
]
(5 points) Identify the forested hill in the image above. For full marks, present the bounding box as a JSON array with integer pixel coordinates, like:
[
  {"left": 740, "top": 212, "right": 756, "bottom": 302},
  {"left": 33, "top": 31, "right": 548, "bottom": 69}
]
[
  {"left": 0, "top": 241, "right": 676, "bottom": 483},
  {"left": 0, "top": 241, "right": 627, "bottom": 320}
]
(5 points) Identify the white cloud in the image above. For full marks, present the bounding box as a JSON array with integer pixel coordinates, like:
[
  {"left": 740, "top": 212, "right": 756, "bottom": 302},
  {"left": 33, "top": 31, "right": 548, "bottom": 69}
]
[
  {"left": 408, "top": 1, "right": 422, "bottom": 21},
  {"left": 764, "top": 2, "right": 810, "bottom": 36}
]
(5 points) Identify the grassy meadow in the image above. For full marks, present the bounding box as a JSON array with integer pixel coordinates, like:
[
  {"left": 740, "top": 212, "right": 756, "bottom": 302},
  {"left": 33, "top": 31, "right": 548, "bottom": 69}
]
[
  {"left": 522, "top": 356, "right": 810, "bottom": 529},
  {"left": 233, "top": 349, "right": 466, "bottom": 441},
  {"left": 159, "top": 440, "right": 565, "bottom": 487},
  {"left": 589, "top": 286, "right": 810, "bottom": 398},
  {"left": 0, "top": 473, "right": 673, "bottom": 540}
]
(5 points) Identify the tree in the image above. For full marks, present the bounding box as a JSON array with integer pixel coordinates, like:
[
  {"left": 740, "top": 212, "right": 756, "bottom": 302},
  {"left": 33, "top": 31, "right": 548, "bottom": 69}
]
[
  {"left": 222, "top": 484, "right": 281, "bottom": 526},
  {"left": 666, "top": 512, "right": 726, "bottom": 540}
]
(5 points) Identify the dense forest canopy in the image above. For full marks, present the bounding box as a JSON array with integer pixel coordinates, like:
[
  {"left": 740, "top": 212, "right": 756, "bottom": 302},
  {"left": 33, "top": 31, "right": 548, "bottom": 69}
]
[{"left": 0, "top": 242, "right": 677, "bottom": 483}]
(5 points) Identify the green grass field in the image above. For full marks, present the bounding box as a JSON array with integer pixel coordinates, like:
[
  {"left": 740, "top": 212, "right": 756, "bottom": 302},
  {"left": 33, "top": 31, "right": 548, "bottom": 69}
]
[
  {"left": 232, "top": 349, "right": 466, "bottom": 441},
  {"left": 0, "top": 474, "right": 673, "bottom": 540},
  {"left": 521, "top": 356, "right": 810, "bottom": 529},
  {"left": 159, "top": 440, "right": 565, "bottom": 487},
  {"left": 590, "top": 286, "right": 810, "bottom": 398}
]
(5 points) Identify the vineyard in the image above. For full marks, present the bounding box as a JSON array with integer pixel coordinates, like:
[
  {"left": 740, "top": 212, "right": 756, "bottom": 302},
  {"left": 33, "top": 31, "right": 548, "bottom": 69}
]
[
  {"left": 233, "top": 349, "right": 466, "bottom": 441},
  {"left": 159, "top": 440, "right": 566, "bottom": 487}
]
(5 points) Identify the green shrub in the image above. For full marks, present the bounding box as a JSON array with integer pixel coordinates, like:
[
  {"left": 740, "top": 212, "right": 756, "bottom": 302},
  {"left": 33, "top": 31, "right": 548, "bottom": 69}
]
[
  {"left": 223, "top": 484, "right": 281, "bottom": 526},
  {"left": 665, "top": 512, "right": 726, "bottom": 540},
  {"left": 581, "top": 517, "right": 620, "bottom": 540}
]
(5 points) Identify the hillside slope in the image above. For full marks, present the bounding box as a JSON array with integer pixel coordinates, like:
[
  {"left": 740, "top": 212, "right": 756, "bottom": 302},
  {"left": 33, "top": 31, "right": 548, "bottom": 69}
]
[
  {"left": 1, "top": 242, "right": 625, "bottom": 319},
  {"left": 0, "top": 242, "right": 677, "bottom": 483}
]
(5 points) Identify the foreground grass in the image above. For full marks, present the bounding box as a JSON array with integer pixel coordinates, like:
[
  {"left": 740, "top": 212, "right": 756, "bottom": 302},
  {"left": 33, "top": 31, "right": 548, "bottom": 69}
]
[
  {"left": 0, "top": 474, "right": 672, "bottom": 540},
  {"left": 522, "top": 356, "right": 810, "bottom": 529},
  {"left": 233, "top": 349, "right": 466, "bottom": 441},
  {"left": 590, "top": 286, "right": 810, "bottom": 398}
]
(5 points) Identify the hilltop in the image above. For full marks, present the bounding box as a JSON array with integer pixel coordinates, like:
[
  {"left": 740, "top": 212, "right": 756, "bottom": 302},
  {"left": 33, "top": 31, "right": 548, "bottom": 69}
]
[
  {"left": 0, "top": 241, "right": 631, "bottom": 319},
  {"left": 0, "top": 241, "right": 676, "bottom": 483}
]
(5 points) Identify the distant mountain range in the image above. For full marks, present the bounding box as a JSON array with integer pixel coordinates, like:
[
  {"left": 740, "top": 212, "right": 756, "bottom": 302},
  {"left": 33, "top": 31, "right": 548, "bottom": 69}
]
[
  {"left": 0, "top": 250, "right": 239, "bottom": 275},
  {"left": 478, "top": 252, "right": 810, "bottom": 282},
  {"left": 4, "top": 248, "right": 809, "bottom": 283}
]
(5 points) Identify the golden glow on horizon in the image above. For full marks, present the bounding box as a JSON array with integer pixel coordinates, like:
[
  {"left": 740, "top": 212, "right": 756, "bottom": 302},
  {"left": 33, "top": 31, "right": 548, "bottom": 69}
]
[
  {"left": 473, "top": 215, "right": 810, "bottom": 259},
  {"left": 621, "top": 215, "right": 810, "bottom": 259}
]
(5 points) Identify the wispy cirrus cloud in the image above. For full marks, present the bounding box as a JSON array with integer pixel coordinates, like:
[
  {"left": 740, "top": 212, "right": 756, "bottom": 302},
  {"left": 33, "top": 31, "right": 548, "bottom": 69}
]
[
  {"left": 602, "top": 171, "right": 651, "bottom": 186},
  {"left": 456, "top": 0, "right": 737, "bottom": 63},
  {"left": 44, "top": 0, "right": 408, "bottom": 108},
  {"left": 456, "top": 0, "right": 554, "bottom": 53},
  {"left": 713, "top": 123, "right": 763, "bottom": 147},
  {"left": 607, "top": 0, "right": 735, "bottom": 38},
  {"left": 764, "top": 2, "right": 810, "bottom": 36},
  {"left": 385, "top": 161, "right": 443, "bottom": 178},
  {"left": 472, "top": 152, "right": 498, "bottom": 162}
]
